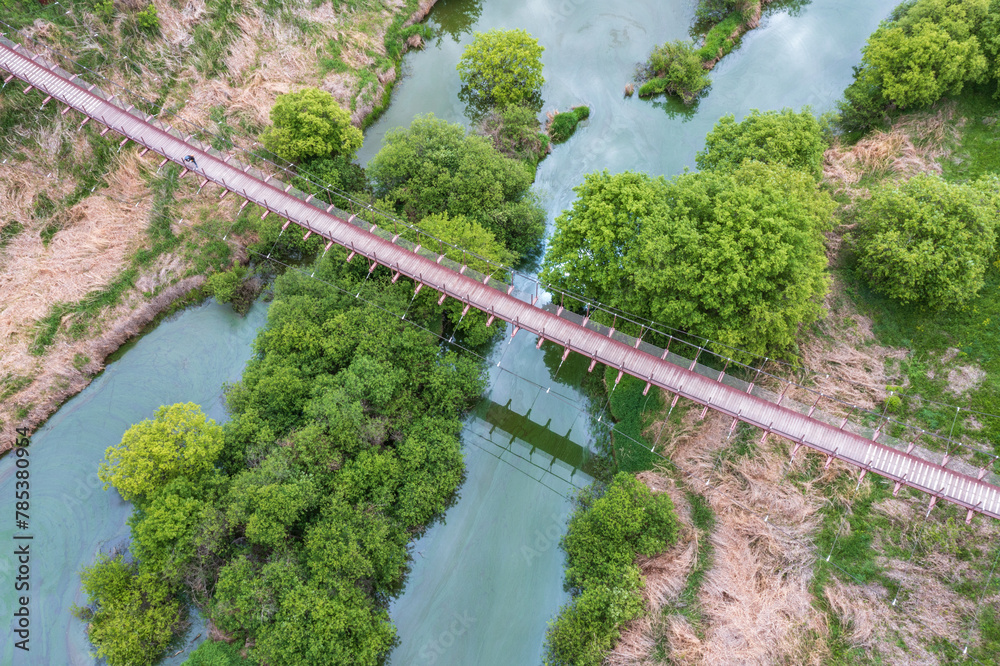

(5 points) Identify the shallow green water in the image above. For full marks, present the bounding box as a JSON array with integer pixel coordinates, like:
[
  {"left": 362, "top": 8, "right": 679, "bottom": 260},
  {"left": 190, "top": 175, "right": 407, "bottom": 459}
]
[{"left": 0, "top": 1, "right": 903, "bottom": 664}]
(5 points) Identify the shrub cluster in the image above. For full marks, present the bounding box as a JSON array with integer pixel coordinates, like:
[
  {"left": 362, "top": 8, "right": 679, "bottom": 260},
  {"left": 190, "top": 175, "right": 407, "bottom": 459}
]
[
  {"left": 839, "top": 0, "right": 1000, "bottom": 133},
  {"left": 638, "top": 40, "right": 712, "bottom": 104},
  {"left": 697, "top": 108, "right": 827, "bottom": 180},
  {"left": 851, "top": 173, "right": 999, "bottom": 309},
  {"left": 479, "top": 105, "right": 550, "bottom": 166},
  {"left": 368, "top": 114, "right": 546, "bottom": 258},
  {"left": 544, "top": 473, "right": 680, "bottom": 666},
  {"left": 548, "top": 106, "right": 591, "bottom": 144},
  {"left": 541, "top": 108, "right": 833, "bottom": 358}
]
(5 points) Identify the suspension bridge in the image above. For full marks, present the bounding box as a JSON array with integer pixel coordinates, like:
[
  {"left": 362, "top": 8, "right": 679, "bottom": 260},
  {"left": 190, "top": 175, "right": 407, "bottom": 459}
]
[{"left": 3, "top": 36, "right": 1000, "bottom": 523}]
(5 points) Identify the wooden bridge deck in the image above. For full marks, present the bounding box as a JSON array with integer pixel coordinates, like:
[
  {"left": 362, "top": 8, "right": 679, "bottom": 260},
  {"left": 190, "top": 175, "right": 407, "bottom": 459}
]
[{"left": 3, "top": 39, "right": 999, "bottom": 522}]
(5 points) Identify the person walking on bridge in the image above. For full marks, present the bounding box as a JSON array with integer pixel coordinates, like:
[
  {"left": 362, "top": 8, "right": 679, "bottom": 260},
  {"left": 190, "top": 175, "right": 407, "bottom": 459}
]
[{"left": 183, "top": 154, "right": 199, "bottom": 169}]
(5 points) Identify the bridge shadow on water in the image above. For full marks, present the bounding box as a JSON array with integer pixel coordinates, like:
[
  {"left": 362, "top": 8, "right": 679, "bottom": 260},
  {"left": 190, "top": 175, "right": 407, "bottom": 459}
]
[{"left": 466, "top": 397, "right": 600, "bottom": 498}]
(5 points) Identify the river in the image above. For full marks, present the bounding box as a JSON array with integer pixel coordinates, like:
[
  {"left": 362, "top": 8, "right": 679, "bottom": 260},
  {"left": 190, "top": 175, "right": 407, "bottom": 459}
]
[{"left": 0, "top": 0, "right": 898, "bottom": 663}]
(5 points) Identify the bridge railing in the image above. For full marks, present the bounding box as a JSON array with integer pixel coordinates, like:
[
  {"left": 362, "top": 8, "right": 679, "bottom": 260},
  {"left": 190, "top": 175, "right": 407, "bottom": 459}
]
[{"left": 3, "top": 27, "right": 998, "bottom": 489}]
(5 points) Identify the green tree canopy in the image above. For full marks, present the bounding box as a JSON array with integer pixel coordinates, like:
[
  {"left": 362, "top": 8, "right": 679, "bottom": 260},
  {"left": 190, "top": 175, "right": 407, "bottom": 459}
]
[
  {"left": 631, "top": 162, "right": 834, "bottom": 355},
  {"left": 73, "top": 554, "right": 182, "bottom": 666},
  {"left": 85, "top": 241, "right": 487, "bottom": 666},
  {"left": 252, "top": 582, "right": 396, "bottom": 666},
  {"left": 863, "top": 17, "right": 987, "bottom": 109},
  {"left": 182, "top": 640, "right": 252, "bottom": 665},
  {"left": 560, "top": 473, "right": 679, "bottom": 592},
  {"left": 852, "top": 173, "right": 998, "bottom": 308},
  {"left": 981, "top": 1, "right": 1000, "bottom": 96},
  {"left": 539, "top": 171, "right": 669, "bottom": 307},
  {"left": 839, "top": 0, "right": 996, "bottom": 131},
  {"left": 260, "top": 87, "right": 363, "bottom": 163},
  {"left": 128, "top": 479, "right": 213, "bottom": 585},
  {"left": 367, "top": 114, "right": 545, "bottom": 256},
  {"left": 696, "top": 108, "right": 827, "bottom": 180},
  {"left": 457, "top": 28, "right": 545, "bottom": 111},
  {"left": 99, "top": 402, "right": 224, "bottom": 506},
  {"left": 541, "top": 164, "right": 835, "bottom": 356}
]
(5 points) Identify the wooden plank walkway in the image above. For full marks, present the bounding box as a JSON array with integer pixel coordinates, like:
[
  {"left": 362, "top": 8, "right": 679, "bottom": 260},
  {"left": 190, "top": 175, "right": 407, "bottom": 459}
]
[{"left": 3, "top": 39, "right": 999, "bottom": 522}]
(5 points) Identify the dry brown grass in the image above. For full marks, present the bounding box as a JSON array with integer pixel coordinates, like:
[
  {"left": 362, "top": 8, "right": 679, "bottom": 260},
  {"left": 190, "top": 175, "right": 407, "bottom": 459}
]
[
  {"left": 823, "top": 106, "right": 957, "bottom": 193},
  {"left": 153, "top": 0, "right": 426, "bottom": 133},
  {"left": 0, "top": 148, "right": 201, "bottom": 450},
  {"left": 0, "top": 0, "right": 432, "bottom": 440},
  {"left": 619, "top": 410, "right": 830, "bottom": 665},
  {"left": 799, "top": 278, "right": 909, "bottom": 411},
  {"left": 0, "top": 276, "right": 204, "bottom": 450},
  {"left": 823, "top": 568, "right": 985, "bottom": 664},
  {"left": 0, "top": 152, "right": 151, "bottom": 354}
]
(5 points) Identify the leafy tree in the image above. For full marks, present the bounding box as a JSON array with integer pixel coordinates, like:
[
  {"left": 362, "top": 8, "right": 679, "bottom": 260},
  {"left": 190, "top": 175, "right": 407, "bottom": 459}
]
[
  {"left": 416, "top": 212, "right": 515, "bottom": 273},
  {"left": 863, "top": 18, "right": 986, "bottom": 109},
  {"left": 128, "top": 476, "right": 227, "bottom": 591},
  {"left": 86, "top": 233, "right": 489, "bottom": 666},
  {"left": 367, "top": 114, "right": 544, "bottom": 255},
  {"left": 561, "top": 473, "right": 679, "bottom": 591},
  {"left": 542, "top": 163, "right": 834, "bottom": 357},
  {"left": 225, "top": 453, "right": 320, "bottom": 549},
  {"left": 540, "top": 171, "right": 669, "bottom": 308},
  {"left": 408, "top": 212, "right": 513, "bottom": 346},
  {"left": 631, "top": 162, "right": 833, "bottom": 355},
  {"left": 224, "top": 358, "right": 312, "bottom": 434},
  {"left": 638, "top": 40, "right": 712, "bottom": 103},
  {"left": 295, "top": 154, "right": 370, "bottom": 206},
  {"left": 981, "top": 1, "right": 1000, "bottom": 96},
  {"left": 837, "top": 62, "right": 891, "bottom": 134},
  {"left": 839, "top": 0, "right": 995, "bottom": 131},
  {"left": 457, "top": 28, "right": 545, "bottom": 111},
  {"left": 543, "top": 576, "right": 645, "bottom": 666},
  {"left": 260, "top": 88, "right": 363, "bottom": 163},
  {"left": 211, "top": 555, "right": 306, "bottom": 636},
  {"left": 252, "top": 582, "right": 396, "bottom": 666},
  {"left": 305, "top": 498, "right": 408, "bottom": 589},
  {"left": 206, "top": 265, "right": 244, "bottom": 304},
  {"left": 696, "top": 108, "right": 827, "bottom": 180},
  {"left": 73, "top": 554, "right": 182, "bottom": 666},
  {"left": 392, "top": 422, "right": 465, "bottom": 526},
  {"left": 129, "top": 484, "right": 205, "bottom": 582},
  {"left": 98, "top": 402, "right": 224, "bottom": 506},
  {"left": 851, "top": 173, "right": 998, "bottom": 308}
]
